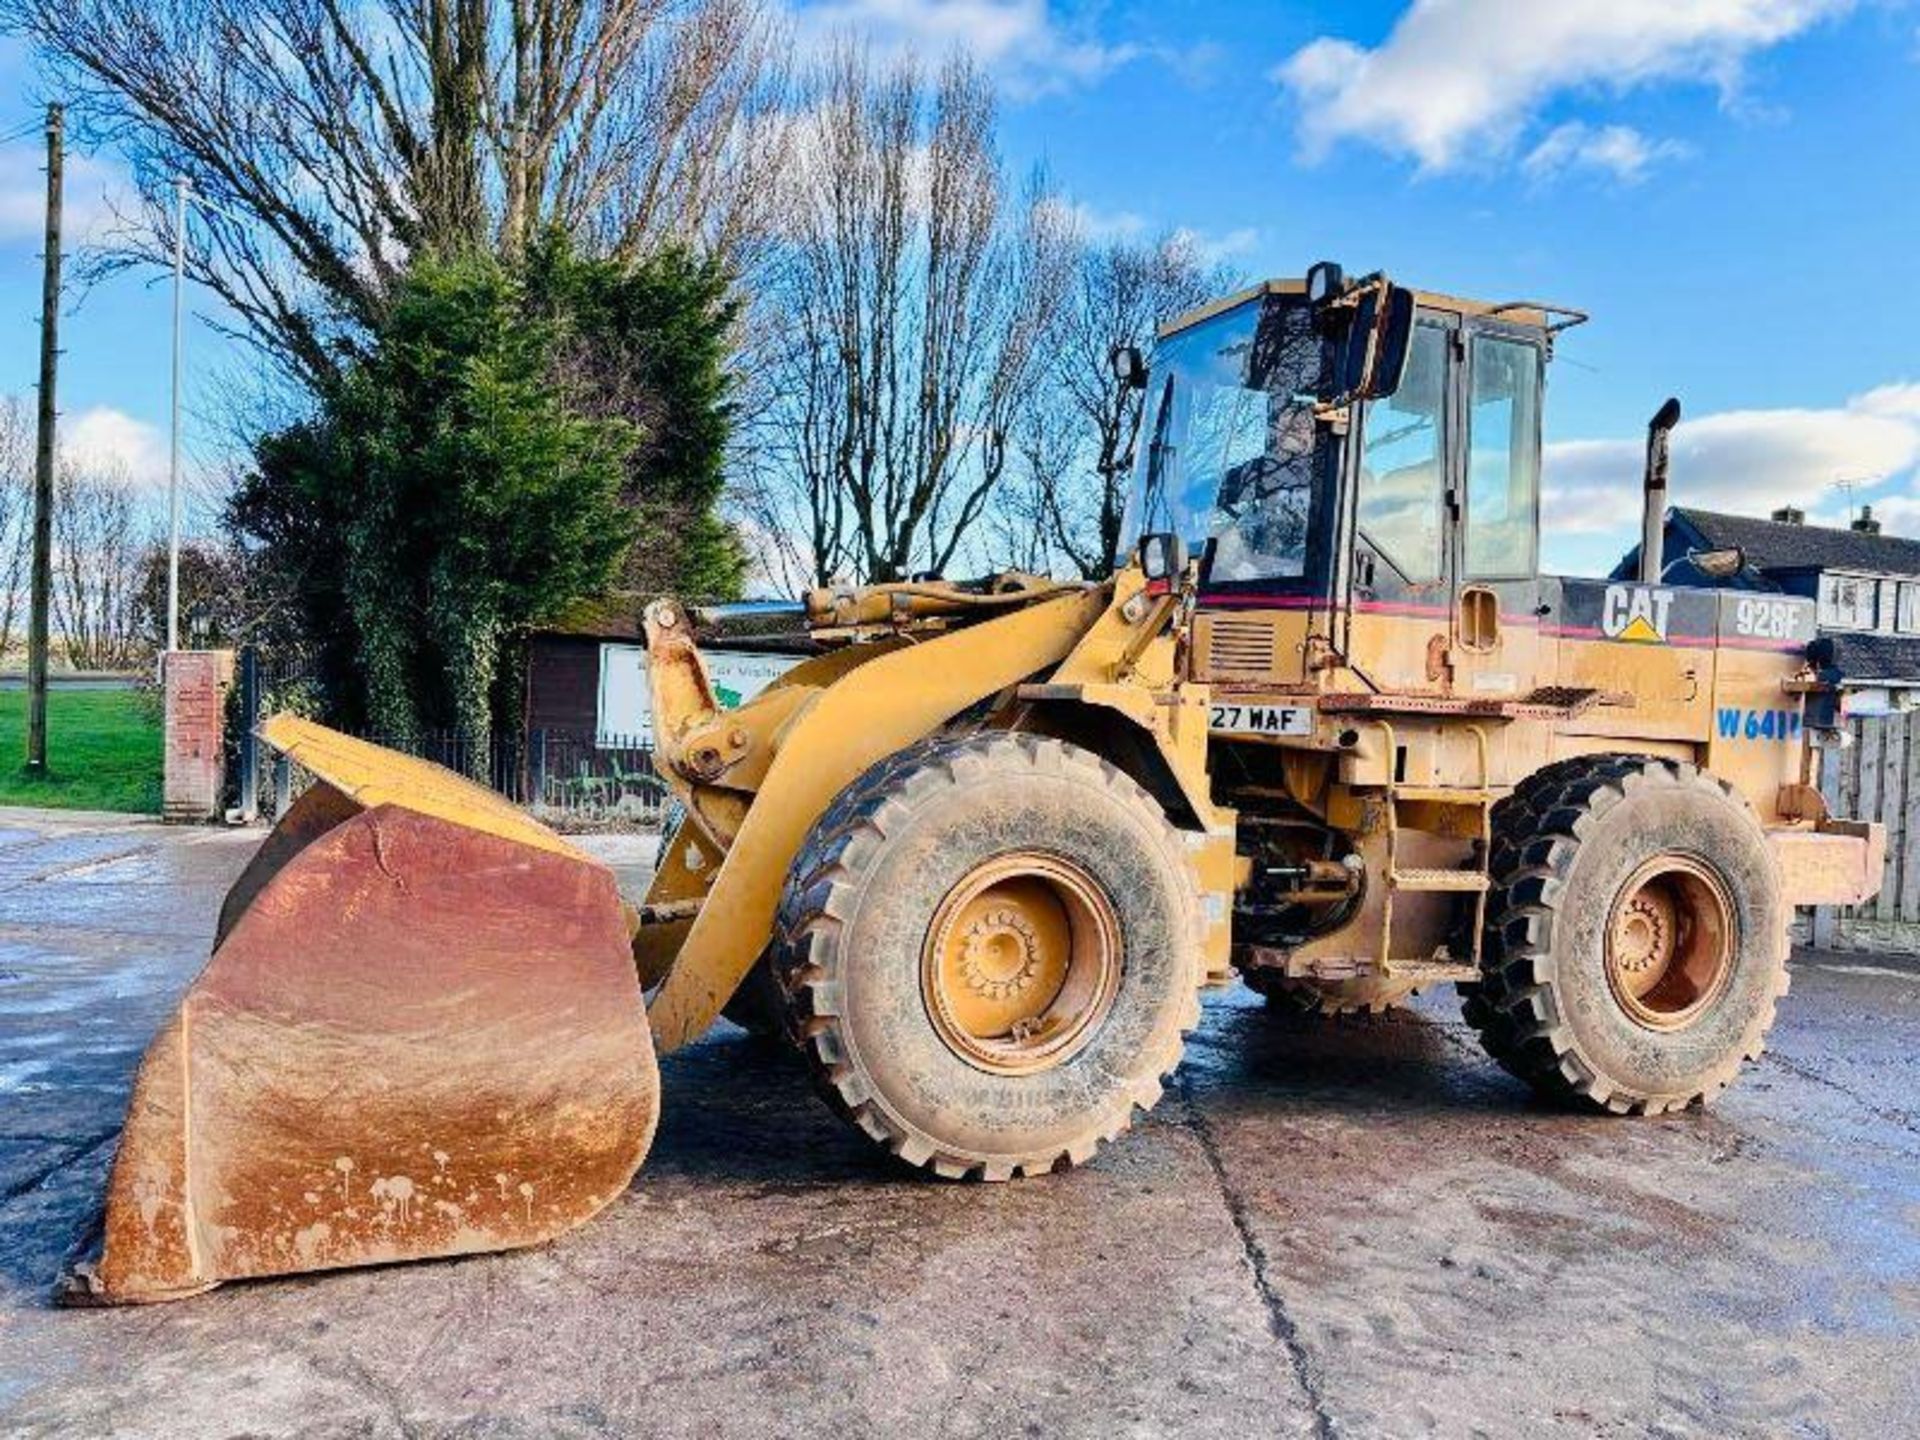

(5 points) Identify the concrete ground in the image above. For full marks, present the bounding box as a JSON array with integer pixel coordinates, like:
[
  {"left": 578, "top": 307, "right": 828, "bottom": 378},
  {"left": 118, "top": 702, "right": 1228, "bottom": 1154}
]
[{"left": 0, "top": 810, "right": 1916, "bottom": 1438}]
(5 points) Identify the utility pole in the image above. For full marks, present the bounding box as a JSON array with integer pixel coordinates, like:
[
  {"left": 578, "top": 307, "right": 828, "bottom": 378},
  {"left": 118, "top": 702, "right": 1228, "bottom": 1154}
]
[{"left": 25, "top": 104, "right": 62, "bottom": 776}]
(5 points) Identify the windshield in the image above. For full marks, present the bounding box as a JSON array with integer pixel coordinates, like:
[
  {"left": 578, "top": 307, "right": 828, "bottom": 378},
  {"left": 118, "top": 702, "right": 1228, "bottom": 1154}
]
[{"left": 1124, "top": 295, "right": 1332, "bottom": 586}]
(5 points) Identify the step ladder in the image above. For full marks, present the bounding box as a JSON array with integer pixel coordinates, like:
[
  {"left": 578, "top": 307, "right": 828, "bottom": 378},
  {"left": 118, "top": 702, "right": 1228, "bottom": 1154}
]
[{"left": 1377, "top": 721, "right": 1494, "bottom": 983}]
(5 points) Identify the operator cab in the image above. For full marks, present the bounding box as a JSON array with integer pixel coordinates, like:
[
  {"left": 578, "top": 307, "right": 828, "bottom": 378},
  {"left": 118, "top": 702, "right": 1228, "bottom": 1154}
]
[{"left": 1122, "top": 268, "right": 1582, "bottom": 676}]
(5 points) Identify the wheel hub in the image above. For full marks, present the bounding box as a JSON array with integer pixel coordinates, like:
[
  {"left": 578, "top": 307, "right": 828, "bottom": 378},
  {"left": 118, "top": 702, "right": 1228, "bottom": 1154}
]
[
  {"left": 1612, "top": 893, "right": 1673, "bottom": 982},
  {"left": 1605, "top": 855, "right": 1736, "bottom": 1032},
  {"left": 922, "top": 853, "right": 1122, "bottom": 1076},
  {"left": 957, "top": 909, "right": 1043, "bottom": 1001}
]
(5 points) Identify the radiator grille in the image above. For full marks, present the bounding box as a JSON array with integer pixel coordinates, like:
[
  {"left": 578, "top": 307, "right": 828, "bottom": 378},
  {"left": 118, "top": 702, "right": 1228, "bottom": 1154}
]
[{"left": 1207, "top": 617, "right": 1276, "bottom": 675}]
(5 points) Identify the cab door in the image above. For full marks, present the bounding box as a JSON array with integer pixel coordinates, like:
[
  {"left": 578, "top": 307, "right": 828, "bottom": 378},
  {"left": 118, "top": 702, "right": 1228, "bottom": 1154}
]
[
  {"left": 1449, "top": 322, "right": 1546, "bottom": 701},
  {"left": 1349, "top": 310, "right": 1458, "bottom": 693}
]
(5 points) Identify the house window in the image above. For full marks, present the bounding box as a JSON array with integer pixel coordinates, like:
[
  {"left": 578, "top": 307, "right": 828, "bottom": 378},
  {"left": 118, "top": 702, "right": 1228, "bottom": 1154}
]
[
  {"left": 1819, "top": 573, "right": 1878, "bottom": 630},
  {"left": 1900, "top": 582, "right": 1920, "bottom": 635}
]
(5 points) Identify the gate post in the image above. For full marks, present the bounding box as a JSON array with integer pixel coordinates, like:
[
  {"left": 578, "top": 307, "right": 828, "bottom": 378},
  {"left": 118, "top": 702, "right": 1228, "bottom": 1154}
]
[
  {"left": 235, "top": 645, "right": 261, "bottom": 823},
  {"left": 161, "top": 649, "right": 235, "bottom": 823}
]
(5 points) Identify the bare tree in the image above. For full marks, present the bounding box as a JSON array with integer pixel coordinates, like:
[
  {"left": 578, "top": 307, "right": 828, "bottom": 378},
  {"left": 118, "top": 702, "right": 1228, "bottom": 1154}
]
[
  {"left": 0, "top": 398, "right": 33, "bottom": 659},
  {"left": 52, "top": 462, "right": 147, "bottom": 670},
  {"left": 746, "top": 47, "right": 1074, "bottom": 586},
  {"left": 999, "top": 233, "right": 1234, "bottom": 579},
  {"left": 8, "top": 0, "right": 791, "bottom": 385}
]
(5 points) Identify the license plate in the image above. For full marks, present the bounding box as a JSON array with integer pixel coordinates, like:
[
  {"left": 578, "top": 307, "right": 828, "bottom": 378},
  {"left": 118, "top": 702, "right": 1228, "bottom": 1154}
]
[{"left": 1209, "top": 704, "right": 1314, "bottom": 738}]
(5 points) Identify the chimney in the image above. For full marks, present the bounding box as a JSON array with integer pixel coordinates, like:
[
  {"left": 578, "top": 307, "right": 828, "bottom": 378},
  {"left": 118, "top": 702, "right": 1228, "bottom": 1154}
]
[
  {"left": 1771, "top": 506, "right": 1805, "bottom": 525},
  {"left": 1853, "top": 505, "right": 1882, "bottom": 535}
]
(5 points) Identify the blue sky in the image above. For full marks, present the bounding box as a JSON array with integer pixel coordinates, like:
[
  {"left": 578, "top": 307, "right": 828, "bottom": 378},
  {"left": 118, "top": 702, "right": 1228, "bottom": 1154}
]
[{"left": 1, "top": 1, "right": 1917, "bottom": 574}]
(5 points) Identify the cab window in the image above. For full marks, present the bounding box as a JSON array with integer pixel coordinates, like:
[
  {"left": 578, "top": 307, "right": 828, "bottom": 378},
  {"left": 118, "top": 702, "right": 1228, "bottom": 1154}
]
[
  {"left": 1357, "top": 322, "right": 1447, "bottom": 586},
  {"left": 1464, "top": 334, "right": 1542, "bottom": 578},
  {"left": 1129, "top": 297, "right": 1328, "bottom": 586}
]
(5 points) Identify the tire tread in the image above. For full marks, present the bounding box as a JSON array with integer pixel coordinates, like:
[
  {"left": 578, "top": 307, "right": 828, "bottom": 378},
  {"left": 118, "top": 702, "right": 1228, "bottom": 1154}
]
[
  {"left": 1463, "top": 753, "right": 1789, "bottom": 1113},
  {"left": 772, "top": 731, "right": 1202, "bottom": 1180}
]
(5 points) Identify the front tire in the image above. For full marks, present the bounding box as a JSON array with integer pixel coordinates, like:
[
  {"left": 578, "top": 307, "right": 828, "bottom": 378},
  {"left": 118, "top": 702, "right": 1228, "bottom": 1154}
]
[
  {"left": 1463, "top": 756, "right": 1789, "bottom": 1114},
  {"left": 773, "top": 733, "right": 1202, "bottom": 1179}
]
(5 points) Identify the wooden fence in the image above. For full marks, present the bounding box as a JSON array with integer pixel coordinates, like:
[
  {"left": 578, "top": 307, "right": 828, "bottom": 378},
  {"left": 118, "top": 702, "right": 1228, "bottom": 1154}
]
[{"left": 1809, "top": 714, "right": 1920, "bottom": 952}]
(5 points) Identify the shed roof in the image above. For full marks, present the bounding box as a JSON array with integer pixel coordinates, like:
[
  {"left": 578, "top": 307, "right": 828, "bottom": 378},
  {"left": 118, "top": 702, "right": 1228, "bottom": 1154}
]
[
  {"left": 538, "top": 593, "right": 646, "bottom": 641},
  {"left": 531, "top": 593, "right": 820, "bottom": 655},
  {"left": 1810, "top": 630, "right": 1920, "bottom": 685}
]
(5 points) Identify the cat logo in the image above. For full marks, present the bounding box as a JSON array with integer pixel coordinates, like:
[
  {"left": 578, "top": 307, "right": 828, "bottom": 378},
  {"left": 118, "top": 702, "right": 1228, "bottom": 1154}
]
[{"left": 1602, "top": 585, "right": 1674, "bottom": 644}]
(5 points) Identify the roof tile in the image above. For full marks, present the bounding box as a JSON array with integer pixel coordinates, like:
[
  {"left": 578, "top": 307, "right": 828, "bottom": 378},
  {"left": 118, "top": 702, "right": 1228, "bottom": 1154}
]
[{"left": 1676, "top": 507, "right": 1920, "bottom": 577}]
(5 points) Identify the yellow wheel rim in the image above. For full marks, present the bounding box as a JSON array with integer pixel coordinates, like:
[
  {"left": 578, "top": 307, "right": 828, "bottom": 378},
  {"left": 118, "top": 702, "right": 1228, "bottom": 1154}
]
[
  {"left": 921, "top": 853, "right": 1121, "bottom": 1076},
  {"left": 1605, "top": 855, "right": 1736, "bottom": 1032}
]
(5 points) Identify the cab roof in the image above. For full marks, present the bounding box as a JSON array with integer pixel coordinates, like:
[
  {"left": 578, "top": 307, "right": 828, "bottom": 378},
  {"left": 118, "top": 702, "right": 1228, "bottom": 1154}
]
[{"left": 1158, "top": 279, "right": 1584, "bottom": 341}]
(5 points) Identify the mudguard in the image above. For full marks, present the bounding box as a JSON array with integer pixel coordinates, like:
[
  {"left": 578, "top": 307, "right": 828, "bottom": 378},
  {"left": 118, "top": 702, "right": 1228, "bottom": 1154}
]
[{"left": 643, "top": 586, "right": 1111, "bottom": 1052}]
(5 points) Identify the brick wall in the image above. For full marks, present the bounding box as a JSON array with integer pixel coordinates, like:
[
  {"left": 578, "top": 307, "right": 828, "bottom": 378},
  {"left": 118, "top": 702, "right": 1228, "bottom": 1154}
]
[{"left": 163, "top": 650, "right": 235, "bottom": 823}]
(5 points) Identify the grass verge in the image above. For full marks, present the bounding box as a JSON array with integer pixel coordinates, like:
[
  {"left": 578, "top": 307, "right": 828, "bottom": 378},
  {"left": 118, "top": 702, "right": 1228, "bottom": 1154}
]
[{"left": 0, "top": 688, "right": 162, "bottom": 814}]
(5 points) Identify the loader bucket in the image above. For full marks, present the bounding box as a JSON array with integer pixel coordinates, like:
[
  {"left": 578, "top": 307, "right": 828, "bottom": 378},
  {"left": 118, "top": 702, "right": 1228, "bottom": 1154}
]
[{"left": 68, "top": 718, "right": 659, "bottom": 1304}]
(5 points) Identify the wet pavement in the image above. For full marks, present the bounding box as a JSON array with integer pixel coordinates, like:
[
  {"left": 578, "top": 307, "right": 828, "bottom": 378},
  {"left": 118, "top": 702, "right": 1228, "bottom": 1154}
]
[{"left": 0, "top": 809, "right": 1916, "bottom": 1437}]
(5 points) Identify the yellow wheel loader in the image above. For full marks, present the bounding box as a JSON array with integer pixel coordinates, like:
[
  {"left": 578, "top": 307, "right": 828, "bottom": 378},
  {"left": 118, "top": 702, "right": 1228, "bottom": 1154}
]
[{"left": 74, "top": 265, "right": 1886, "bottom": 1303}]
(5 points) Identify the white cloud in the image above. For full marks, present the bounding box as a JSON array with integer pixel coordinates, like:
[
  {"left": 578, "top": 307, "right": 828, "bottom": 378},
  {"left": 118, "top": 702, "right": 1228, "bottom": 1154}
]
[
  {"left": 1523, "top": 122, "right": 1691, "bottom": 184},
  {"left": 1171, "top": 224, "right": 1260, "bottom": 265},
  {"left": 1040, "top": 198, "right": 1150, "bottom": 243},
  {"left": 1035, "top": 200, "right": 1258, "bottom": 266},
  {"left": 795, "top": 0, "right": 1140, "bottom": 94},
  {"left": 1156, "top": 40, "right": 1229, "bottom": 89},
  {"left": 1852, "top": 382, "right": 1920, "bottom": 421},
  {"left": 1544, "top": 385, "right": 1920, "bottom": 537},
  {"left": 1275, "top": 0, "right": 1850, "bottom": 172},
  {"left": 0, "top": 143, "right": 136, "bottom": 246},
  {"left": 61, "top": 406, "right": 169, "bottom": 490}
]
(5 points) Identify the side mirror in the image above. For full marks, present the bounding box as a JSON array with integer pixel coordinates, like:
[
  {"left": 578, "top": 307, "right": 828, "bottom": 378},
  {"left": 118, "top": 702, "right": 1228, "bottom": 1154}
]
[
  {"left": 1137, "top": 532, "right": 1188, "bottom": 584},
  {"left": 1305, "top": 260, "right": 1345, "bottom": 305},
  {"left": 1372, "top": 287, "right": 1416, "bottom": 397},
  {"left": 1111, "top": 345, "right": 1148, "bottom": 391},
  {"left": 1336, "top": 285, "right": 1416, "bottom": 401}
]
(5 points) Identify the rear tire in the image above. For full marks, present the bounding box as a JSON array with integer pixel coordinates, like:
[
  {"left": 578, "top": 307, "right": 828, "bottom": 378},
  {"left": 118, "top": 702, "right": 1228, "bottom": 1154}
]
[
  {"left": 1463, "top": 755, "right": 1789, "bottom": 1114},
  {"left": 773, "top": 733, "right": 1202, "bottom": 1180}
]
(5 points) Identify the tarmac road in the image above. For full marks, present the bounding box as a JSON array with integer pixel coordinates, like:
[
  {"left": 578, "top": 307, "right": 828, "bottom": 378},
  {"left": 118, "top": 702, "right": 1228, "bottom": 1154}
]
[{"left": 0, "top": 810, "right": 1915, "bottom": 1437}]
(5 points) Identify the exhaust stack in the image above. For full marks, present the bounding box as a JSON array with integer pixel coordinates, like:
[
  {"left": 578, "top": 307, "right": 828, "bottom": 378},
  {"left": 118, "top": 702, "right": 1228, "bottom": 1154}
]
[{"left": 1639, "top": 397, "right": 1683, "bottom": 584}]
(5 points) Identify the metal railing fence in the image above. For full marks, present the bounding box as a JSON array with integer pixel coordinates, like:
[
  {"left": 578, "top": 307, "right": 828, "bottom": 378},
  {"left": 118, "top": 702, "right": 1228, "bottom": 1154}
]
[{"left": 233, "top": 646, "right": 667, "bottom": 831}]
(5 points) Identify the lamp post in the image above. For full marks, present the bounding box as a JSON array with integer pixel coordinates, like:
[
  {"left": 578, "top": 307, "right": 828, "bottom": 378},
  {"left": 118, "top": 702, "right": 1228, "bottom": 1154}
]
[
  {"left": 165, "top": 180, "right": 249, "bottom": 657},
  {"left": 167, "top": 179, "right": 187, "bottom": 655}
]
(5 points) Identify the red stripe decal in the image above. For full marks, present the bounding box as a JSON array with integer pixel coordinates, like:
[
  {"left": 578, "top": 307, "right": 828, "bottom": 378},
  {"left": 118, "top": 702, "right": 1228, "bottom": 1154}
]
[{"left": 1203, "top": 595, "right": 1539, "bottom": 626}]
